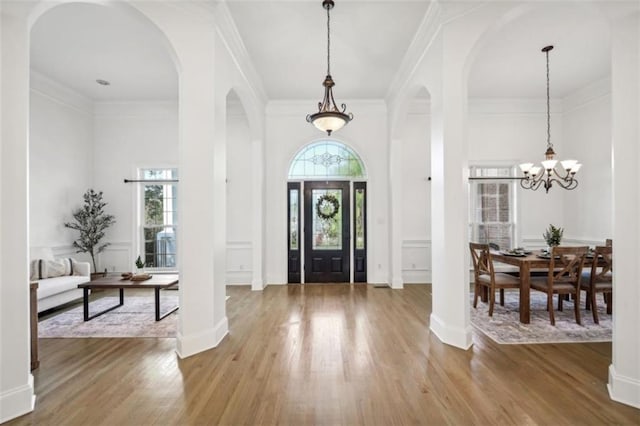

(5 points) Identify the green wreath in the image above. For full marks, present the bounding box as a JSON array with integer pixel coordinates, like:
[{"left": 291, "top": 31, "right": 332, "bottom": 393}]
[{"left": 316, "top": 194, "right": 340, "bottom": 220}]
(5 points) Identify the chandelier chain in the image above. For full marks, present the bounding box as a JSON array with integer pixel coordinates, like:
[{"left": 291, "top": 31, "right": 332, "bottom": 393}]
[
  {"left": 326, "top": 4, "right": 331, "bottom": 76},
  {"left": 546, "top": 48, "right": 552, "bottom": 150}
]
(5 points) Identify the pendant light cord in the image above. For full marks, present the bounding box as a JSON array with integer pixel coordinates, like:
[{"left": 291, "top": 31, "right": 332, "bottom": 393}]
[
  {"left": 546, "top": 48, "right": 552, "bottom": 150},
  {"left": 326, "top": 5, "right": 331, "bottom": 76}
]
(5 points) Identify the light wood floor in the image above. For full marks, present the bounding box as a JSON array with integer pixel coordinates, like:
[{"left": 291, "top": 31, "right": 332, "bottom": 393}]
[{"left": 9, "top": 284, "right": 639, "bottom": 425}]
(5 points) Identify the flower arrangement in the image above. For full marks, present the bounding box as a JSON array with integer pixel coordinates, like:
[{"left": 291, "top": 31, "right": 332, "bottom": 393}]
[{"left": 543, "top": 224, "right": 564, "bottom": 247}]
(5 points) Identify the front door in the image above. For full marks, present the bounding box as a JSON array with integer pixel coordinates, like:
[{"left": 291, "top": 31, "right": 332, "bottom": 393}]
[{"left": 304, "top": 181, "right": 350, "bottom": 283}]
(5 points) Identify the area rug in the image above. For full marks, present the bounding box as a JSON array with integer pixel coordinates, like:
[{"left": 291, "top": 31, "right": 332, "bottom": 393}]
[
  {"left": 39, "top": 295, "right": 178, "bottom": 338},
  {"left": 470, "top": 291, "right": 612, "bottom": 344}
]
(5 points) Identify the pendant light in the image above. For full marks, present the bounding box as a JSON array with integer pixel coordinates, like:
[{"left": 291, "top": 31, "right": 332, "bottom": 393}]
[
  {"left": 306, "top": 0, "right": 353, "bottom": 136},
  {"left": 519, "top": 45, "right": 581, "bottom": 193}
]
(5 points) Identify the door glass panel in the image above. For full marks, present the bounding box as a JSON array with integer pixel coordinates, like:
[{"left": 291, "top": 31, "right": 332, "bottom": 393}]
[
  {"left": 355, "top": 188, "right": 365, "bottom": 250},
  {"left": 312, "top": 189, "right": 342, "bottom": 250},
  {"left": 289, "top": 189, "right": 299, "bottom": 250}
]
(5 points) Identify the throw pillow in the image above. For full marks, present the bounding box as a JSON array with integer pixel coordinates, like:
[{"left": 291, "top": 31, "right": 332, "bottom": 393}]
[{"left": 30, "top": 258, "right": 76, "bottom": 280}]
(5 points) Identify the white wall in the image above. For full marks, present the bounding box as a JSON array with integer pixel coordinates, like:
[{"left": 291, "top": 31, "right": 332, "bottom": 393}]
[
  {"left": 226, "top": 97, "right": 253, "bottom": 284},
  {"left": 264, "top": 100, "right": 388, "bottom": 284},
  {"left": 92, "top": 101, "right": 178, "bottom": 272},
  {"left": 467, "top": 99, "right": 565, "bottom": 246},
  {"left": 562, "top": 78, "right": 612, "bottom": 244},
  {"left": 29, "top": 72, "right": 94, "bottom": 254},
  {"left": 401, "top": 99, "right": 431, "bottom": 283}
]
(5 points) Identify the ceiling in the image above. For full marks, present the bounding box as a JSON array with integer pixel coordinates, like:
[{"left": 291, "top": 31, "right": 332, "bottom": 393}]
[{"left": 30, "top": 1, "right": 617, "bottom": 103}]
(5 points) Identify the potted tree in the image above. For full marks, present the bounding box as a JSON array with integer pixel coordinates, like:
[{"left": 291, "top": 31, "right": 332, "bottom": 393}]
[{"left": 64, "top": 189, "right": 116, "bottom": 277}]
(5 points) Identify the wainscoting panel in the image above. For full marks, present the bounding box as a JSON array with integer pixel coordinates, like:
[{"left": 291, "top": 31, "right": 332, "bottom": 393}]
[
  {"left": 227, "top": 241, "right": 252, "bottom": 285},
  {"left": 402, "top": 239, "right": 431, "bottom": 283},
  {"left": 97, "top": 242, "right": 132, "bottom": 273}
]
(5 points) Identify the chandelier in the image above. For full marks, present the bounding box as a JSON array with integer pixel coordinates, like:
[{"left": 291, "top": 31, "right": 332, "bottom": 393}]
[
  {"left": 519, "top": 45, "right": 581, "bottom": 193},
  {"left": 306, "top": 0, "right": 353, "bottom": 136}
]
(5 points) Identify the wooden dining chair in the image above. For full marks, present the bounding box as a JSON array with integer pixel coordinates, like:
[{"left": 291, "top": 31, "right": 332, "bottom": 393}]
[
  {"left": 470, "top": 242, "right": 520, "bottom": 316},
  {"left": 530, "top": 246, "right": 588, "bottom": 326},
  {"left": 581, "top": 245, "right": 613, "bottom": 324}
]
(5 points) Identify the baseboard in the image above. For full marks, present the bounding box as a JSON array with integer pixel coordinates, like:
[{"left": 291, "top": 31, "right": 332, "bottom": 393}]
[
  {"left": 0, "top": 374, "right": 35, "bottom": 423},
  {"left": 608, "top": 364, "right": 640, "bottom": 408},
  {"left": 402, "top": 270, "right": 431, "bottom": 283},
  {"left": 251, "top": 278, "right": 264, "bottom": 291},
  {"left": 429, "top": 313, "right": 473, "bottom": 350},
  {"left": 175, "top": 316, "right": 228, "bottom": 359},
  {"left": 390, "top": 276, "right": 403, "bottom": 289}
]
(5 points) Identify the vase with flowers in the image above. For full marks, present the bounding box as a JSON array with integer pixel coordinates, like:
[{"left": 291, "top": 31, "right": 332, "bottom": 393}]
[{"left": 543, "top": 224, "right": 563, "bottom": 252}]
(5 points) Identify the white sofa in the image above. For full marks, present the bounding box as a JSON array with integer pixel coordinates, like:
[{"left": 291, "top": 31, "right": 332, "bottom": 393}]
[{"left": 30, "top": 247, "right": 91, "bottom": 313}]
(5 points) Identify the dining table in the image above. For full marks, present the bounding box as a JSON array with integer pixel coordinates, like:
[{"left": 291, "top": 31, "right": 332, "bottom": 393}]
[
  {"left": 490, "top": 251, "right": 550, "bottom": 324},
  {"left": 490, "top": 249, "right": 604, "bottom": 324}
]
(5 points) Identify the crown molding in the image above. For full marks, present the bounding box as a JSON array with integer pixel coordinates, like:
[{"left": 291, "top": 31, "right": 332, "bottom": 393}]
[
  {"left": 385, "top": 1, "right": 442, "bottom": 105},
  {"left": 212, "top": 1, "right": 268, "bottom": 107},
  {"left": 30, "top": 70, "right": 93, "bottom": 114},
  {"left": 562, "top": 77, "right": 611, "bottom": 114}
]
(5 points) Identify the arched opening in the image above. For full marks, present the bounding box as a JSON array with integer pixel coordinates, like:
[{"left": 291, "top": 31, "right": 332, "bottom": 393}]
[
  {"left": 465, "top": 3, "right": 614, "bottom": 337},
  {"left": 29, "top": 2, "right": 179, "bottom": 333},
  {"left": 286, "top": 140, "right": 367, "bottom": 284}
]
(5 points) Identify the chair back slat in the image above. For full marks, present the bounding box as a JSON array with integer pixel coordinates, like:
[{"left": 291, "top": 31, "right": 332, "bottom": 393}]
[
  {"left": 550, "top": 246, "right": 588, "bottom": 286},
  {"left": 470, "top": 242, "right": 494, "bottom": 279},
  {"left": 591, "top": 245, "right": 613, "bottom": 283}
]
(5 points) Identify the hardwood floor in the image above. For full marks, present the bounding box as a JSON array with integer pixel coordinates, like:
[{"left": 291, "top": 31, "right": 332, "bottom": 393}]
[{"left": 9, "top": 284, "right": 639, "bottom": 425}]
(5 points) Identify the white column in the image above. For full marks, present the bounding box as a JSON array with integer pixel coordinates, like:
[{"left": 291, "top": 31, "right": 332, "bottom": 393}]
[
  {"left": 389, "top": 138, "right": 404, "bottom": 288},
  {"left": 175, "top": 43, "right": 227, "bottom": 358},
  {"left": 609, "top": 12, "right": 640, "bottom": 409},
  {"left": 251, "top": 138, "right": 265, "bottom": 290},
  {"left": 0, "top": 3, "right": 36, "bottom": 422},
  {"left": 429, "top": 42, "right": 472, "bottom": 350}
]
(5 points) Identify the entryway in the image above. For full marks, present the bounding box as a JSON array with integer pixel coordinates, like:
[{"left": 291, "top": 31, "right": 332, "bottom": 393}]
[{"left": 286, "top": 141, "right": 368, "bottom": 284}]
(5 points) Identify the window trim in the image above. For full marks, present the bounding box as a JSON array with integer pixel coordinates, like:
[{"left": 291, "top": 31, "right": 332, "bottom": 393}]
[
  {"left": 137, "top": 167, "right": 178, "bottom": 272},
  {"left": 468, "top": 164, "right": 519, "bottom": 250}
]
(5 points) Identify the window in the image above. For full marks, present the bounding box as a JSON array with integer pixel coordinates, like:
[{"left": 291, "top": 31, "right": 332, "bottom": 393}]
[
  {"left": 139, "top": 168, "right": 177, "bottom": 269},
  {"left": 288, "top": 140, "right": 366, "bottom": 179},
  {"left": 469, "top": 166, "right": 517, "bottom": 250}
]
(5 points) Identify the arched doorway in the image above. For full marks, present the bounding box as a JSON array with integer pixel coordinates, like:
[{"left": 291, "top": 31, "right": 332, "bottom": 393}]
[{"left": 287, "top": 140, "right": 367, "bottom": 283}]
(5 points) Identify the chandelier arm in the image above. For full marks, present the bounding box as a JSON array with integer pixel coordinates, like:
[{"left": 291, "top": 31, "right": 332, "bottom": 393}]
[
  {"left": 520, "top": 176, "right": 544, "bottom": 191},
  {"left": 549, "top": 176, "right": 578, "bottom": 190}
]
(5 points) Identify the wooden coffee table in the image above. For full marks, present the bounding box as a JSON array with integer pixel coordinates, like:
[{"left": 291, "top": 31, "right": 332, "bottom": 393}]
[{"left": 78, "top": 274, "right": 179, "bottom": 321}]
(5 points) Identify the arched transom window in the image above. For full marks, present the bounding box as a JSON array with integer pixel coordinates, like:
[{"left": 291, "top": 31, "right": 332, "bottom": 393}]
[{"left": 288, "top": 141, "right": 366, "bottom": 179}]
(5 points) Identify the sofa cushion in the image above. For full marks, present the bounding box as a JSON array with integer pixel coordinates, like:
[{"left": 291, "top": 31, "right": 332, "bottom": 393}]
[
  {"left": 30, "top": 258, "right": 82, "bottom": 280},
  {"left": 37, "top": 275, "right": 90, "bottom": 300}
]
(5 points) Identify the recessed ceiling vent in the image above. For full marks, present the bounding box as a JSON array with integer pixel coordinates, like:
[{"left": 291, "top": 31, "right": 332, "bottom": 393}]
[{"left": 96, "top": 79, "right": 110, "bottom": 86}]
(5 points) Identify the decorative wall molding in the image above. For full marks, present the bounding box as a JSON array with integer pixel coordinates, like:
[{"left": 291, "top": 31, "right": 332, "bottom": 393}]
[
  {"left": 401, "top": 239, "right": 432, "bottom": 283},
  {"left": 521, "top": 236, "right": 608, "bottom": 249},
  {"left": 563, "top": 77, "right": 611, "bottom": 114},
  {"left": 98, "top": 241, "right": 133, "bottom": 273},
  {"left": 468, "top": 98, "right": 562, "bottom": 115},
  {"left": 386, "top": 2, "right": 442, "bottom": 101},
  {"left": 93, "top": 101, "right": 178, "bottom": 118},
  {"left": 226, "top": 241, "right": 252, "bottom": 284},
  {"left": 30, "top": 70, "right": 93, "bottom": 115},
  {"left": 212, "top": 2, "right": 268, "bottom": 105}
]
